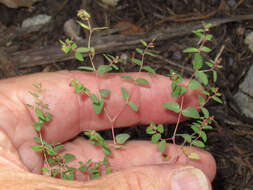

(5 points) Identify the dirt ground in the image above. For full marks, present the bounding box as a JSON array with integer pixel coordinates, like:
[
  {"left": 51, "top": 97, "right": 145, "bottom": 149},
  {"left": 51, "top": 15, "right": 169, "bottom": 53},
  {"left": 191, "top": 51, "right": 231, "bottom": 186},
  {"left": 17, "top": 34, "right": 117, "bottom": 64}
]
[{"left": 0, "top": 0, "right": 253, "bottom": 189}]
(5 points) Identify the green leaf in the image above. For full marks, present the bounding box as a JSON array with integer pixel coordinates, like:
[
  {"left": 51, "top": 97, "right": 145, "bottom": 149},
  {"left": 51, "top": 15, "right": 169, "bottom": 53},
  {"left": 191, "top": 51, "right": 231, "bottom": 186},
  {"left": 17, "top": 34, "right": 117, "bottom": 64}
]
[
  {"left": 77, "top": 47, "right": 90, "bottom": 53},
  {"left": 97, "top": 65, "right": 112, "bottom": 74},
  {"left": 191, "top": 124, "right": 201, "bottom": 134},
  {"left": 199, "top": 46, "right": 211, "bottom": 53},
  {"left": 78, "top": 66, "right": 94, "bottom": 71},
  {"left": 196, "top": 71, "right": 208, "bottom": 85},
  {"left": 193, "top": 53, "right": 203, "bottom": 70},
  {"left": 63, "top": 170, "right": 75, "bottom": 181},
  {"left": 71, "top": 43, "right": 77, "bottom": 49},
  {"left": 102, "top": 146, "right": 111, "bottom": 155},
  {"left": 55, "top": 143, "right": 64, "bottom": 151},
  {"left": 213, "top": 70, "right": 217, "bottom": 82},
  {"left": 78, "top": 161, "right": 86, "bottom": 172},
  {"left": 183, "top": 48, "right": 199, "bottom": 53},
  {"left": 171, "top": 85, "right": 187, "bottom": 98},
  {"left": 86, "top": 159, "right": 92, "bottom": 165},
  {"left": 29, "top": 91, "right": 39, "bottom": 98},
  {"left": 132, "top": 58, "right": 142, "bottom": 65},
  {"left": 90, "top": 94, "right": 99, "bottom": 104},
  {"left": 63, "top": 153, "right": 75, "bottom": 163},
  {"left": 212, "top": 96, "right": 222, "bottom": 104},
  {"left": 198, "top": 95, "right": 205, "bottom": 106},
  {"left": 42, "top": 167, "right": 50, "bottom": 173},
  {"left": 75, "top": 51, "right": 84, "bottom": 62},
  {"left": 103, "top": 54, "right": 112, "bottom": 62},
  {"left": 127, "top": 101, "right": 138, "bottom": 112},
  {"left": 193, "top": 31, "right": 205, "bottom": 38},
  {"left": 120, "top": 75, "right": 135, "bottom": 81},
  {"left": 200, "top": 131, "right": 207, "bottom": 142},
  {"left": 99, "top": 89, "right": 110, "bottom": 98},
  {"left": 188, "top": 79, "right": 202, "bottom": 90},
  {"left": 61, "top": 46, "right": 70, "bottom": 54},
  {"left": 178, "top": 134, "right": 192, "bottom": 143},
  {"left": 188, "top": 152, "right": 200, "bottom": 160},
  {"left": 92, "top": 99, "right": 104, "bottom": 114},
  {"left": 31, "top": 145, "right": 43, "bottom": 151},
  {"left": 192, "top": 29, "right": 204, "bottom": 33},
  {"left": 162, "top": 102, "right": 181, "bottom": 113},
  {"left": 143, "top": 66, "right": 156, "bottom": 74},
  {"left": 121, "top": 88, "right": 129, "bottom": 101},
  {"left": 158, "top": 140, "right": 166, "bottom": 153},
  {"left": 116, "top": 133, "right": 130, "bottom": 145},
  {"left": 151, "top": 133, "right": 161, "bottom": 144},
  {"left": 136, "top": 48, "right": 143, "bottom": 54},
  {"left": 103, "top": 157, "right": 108, "bottom": 165},
  {"left": 157, "top": 124, "right": 164, "bottom": 134},
  {"left": 144, "top": 51, "right": 157, "bottom": 57},
  {"left": 201, "top": 90, "right": 210, "bottom": 96},
  {"left": 76, "top": 21, "right": 90, "bottom": 30},
  {"left": 206, "top": 34, "right": 213, "bottom": 41},
  {"left": 146, "top": 125, "right": 156, "bottom": 134},
  {"left": 205, "top": 61, "right": 214, "bottom": 68},
  {"left": 114, "top": 144, "right": 123, "bottom": 149},
  {"left": 111, "top": 64, "right": 119, "bottom": 70},
  {"left": 105, "top": 167, "right": 111, "bottom": 174},
  {"left": 192, "top": 140, "right": 205, "bottom": 148},
  {"left": 201, "top": 107, "right": 209, "bottom": 118},
  {"left": 33, "top": 137, "right": 42, "bottom": 143},
  {"left": 140, "top": 39, "right": 147, "bottom": 47},
  {"left": 77, "top": 9, "right": 91, "bottom": 18},
  {"left": 135, "top": 78, "right": 149, "bottom": 86},
  {"left": 202, "top": 22, "right": 212, "bottom": 28},
  {"left": 35, "top": 108, "right": 44, "bottom": 119},
  {"left": 93, "top": 26, "right": 109, "bottom": 31},
  {"left": 182, "top": 106, "right": 200, "bottom": 119},
  {"left": 32, "top": 83, "right": 41, "bottom": 89},
  {"left": 203, "top": 125, "right": 213, "bottom": 130},
  {"left": 33, "top": 121, "right": 43, "bottom": 131}
]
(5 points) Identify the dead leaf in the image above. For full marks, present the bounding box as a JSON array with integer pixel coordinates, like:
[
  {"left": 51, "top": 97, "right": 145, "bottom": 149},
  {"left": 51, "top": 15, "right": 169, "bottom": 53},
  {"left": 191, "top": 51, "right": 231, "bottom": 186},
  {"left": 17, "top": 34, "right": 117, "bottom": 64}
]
[{"left": 115, "top": 21, "right": 144, "bottom": 34}]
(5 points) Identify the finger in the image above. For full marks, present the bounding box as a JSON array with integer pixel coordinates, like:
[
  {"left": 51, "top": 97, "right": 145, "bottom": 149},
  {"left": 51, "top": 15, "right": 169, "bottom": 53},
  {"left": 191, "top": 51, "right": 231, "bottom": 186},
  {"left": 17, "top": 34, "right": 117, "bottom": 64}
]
[
  {"left": 56, "top": 138, "right": 216, "bottom": 182},
  {"left": 86, "top": 165, "right": 213, "bottom": 190},
  {"left": 0, "top": 129, "right": 28, "bottom": 172},
  {"left": 0, "top": 165, "right": 212, "bottom": 190},
  {"left": 0, "top": 71, "right": 200, "bottom": 172},
  {"left": 0, "top": 71, "right": 200, "bottom": 143}
]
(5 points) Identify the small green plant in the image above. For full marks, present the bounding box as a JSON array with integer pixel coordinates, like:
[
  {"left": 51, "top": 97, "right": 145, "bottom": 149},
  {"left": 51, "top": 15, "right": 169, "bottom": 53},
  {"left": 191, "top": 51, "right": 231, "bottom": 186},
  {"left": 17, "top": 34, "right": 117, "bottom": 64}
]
[
  {"left": 147, "top": 22, "right": 223, "bottom": 159},
  {"left": 29, "top": 9, "right": 223, "bottom": 181},
  {"left": 28, "top": 83, "right": 110, "bottom": 180}
]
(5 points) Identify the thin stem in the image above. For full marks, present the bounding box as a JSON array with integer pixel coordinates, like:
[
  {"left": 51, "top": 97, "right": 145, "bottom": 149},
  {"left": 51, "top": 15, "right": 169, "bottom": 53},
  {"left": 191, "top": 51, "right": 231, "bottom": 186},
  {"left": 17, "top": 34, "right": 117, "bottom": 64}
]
[{"left": 172, "top": 96, "right": 184, "bottom": 144}]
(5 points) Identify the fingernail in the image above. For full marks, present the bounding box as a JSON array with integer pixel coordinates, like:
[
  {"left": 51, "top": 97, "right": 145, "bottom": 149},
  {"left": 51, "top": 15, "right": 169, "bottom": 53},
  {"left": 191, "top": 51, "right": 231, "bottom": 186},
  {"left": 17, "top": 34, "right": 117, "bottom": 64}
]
[{"left": 171, "top": 167, "right": 209, "bottom": 190}]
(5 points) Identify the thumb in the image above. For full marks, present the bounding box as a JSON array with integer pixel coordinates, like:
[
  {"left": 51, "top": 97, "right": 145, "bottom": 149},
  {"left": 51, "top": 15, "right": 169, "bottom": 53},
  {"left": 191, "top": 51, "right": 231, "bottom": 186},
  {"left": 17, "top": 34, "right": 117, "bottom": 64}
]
[
  {"left": 0, "top": 165, "right": 211, "bottom": 190},
  {"left": 90, "top": 165, "right": 212, "bottom": 190}
]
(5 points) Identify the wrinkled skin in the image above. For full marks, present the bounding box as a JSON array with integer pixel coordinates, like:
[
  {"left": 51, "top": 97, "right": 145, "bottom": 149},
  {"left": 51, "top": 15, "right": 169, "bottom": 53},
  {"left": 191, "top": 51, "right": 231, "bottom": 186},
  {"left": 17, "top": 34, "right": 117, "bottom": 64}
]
[{"left": 0, "top": 71, "right": 216, "bottom": 189}]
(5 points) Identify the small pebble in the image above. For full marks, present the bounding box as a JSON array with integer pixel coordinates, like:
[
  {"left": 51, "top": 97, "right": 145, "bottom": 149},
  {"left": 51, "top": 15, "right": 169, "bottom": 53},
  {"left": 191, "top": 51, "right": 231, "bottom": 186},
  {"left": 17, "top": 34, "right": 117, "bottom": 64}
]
[{"left": 21, "top": 14, "right": 51, "bottom": 31}]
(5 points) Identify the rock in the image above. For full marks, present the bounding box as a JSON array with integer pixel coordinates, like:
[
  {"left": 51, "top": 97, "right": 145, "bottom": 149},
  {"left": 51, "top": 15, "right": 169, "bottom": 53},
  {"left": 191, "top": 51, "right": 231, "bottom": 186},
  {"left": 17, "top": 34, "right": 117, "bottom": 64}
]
[
  {"left": 96, "top": 0, "right": 120, "bottom": 8},
  {"left": 234, "top": 65, "right": 253, "bottom": 118},
  {"left": 21, "top": 14, "right": 51, "bottom": 32},
  {"left": 63, "top": 19, "right": 83, "bottom": 41},
  {"left": 244, "top": 31, "right": 253, "bottom": 53}
]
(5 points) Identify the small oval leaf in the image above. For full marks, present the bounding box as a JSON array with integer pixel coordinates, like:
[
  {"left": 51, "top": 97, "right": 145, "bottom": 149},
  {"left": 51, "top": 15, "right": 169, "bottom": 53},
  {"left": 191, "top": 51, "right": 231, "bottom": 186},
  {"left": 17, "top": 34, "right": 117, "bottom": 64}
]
[
  {"left": 182, "top": 106, "right": 200, "bottom": 119},
  {"left": 116, "top": 133, "right": 130, "bottom": 145},
  {"left": 162, "top": 102, "right": 181, "bottom": 113}
]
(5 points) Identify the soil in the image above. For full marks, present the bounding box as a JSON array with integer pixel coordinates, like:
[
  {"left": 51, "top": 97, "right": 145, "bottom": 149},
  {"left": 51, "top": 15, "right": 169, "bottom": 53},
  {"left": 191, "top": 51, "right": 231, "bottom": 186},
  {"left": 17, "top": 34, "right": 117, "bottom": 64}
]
[{"left": 0, "top": 0, "right": 253, "bottom": 189}]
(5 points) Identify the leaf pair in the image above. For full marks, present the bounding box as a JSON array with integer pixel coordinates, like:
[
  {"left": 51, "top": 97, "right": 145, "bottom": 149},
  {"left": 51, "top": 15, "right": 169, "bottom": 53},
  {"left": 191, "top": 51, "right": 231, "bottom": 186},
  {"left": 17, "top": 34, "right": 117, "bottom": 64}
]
[{"left": 162, "top": 102, "right": 200, "bottom": 119}]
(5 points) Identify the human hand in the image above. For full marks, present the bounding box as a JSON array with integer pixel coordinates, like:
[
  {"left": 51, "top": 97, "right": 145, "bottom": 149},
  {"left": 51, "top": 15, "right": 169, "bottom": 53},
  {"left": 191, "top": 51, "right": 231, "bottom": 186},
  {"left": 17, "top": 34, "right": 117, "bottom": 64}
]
[{"left": 0, "top": 71, "right": 216, "bottom": 189}]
